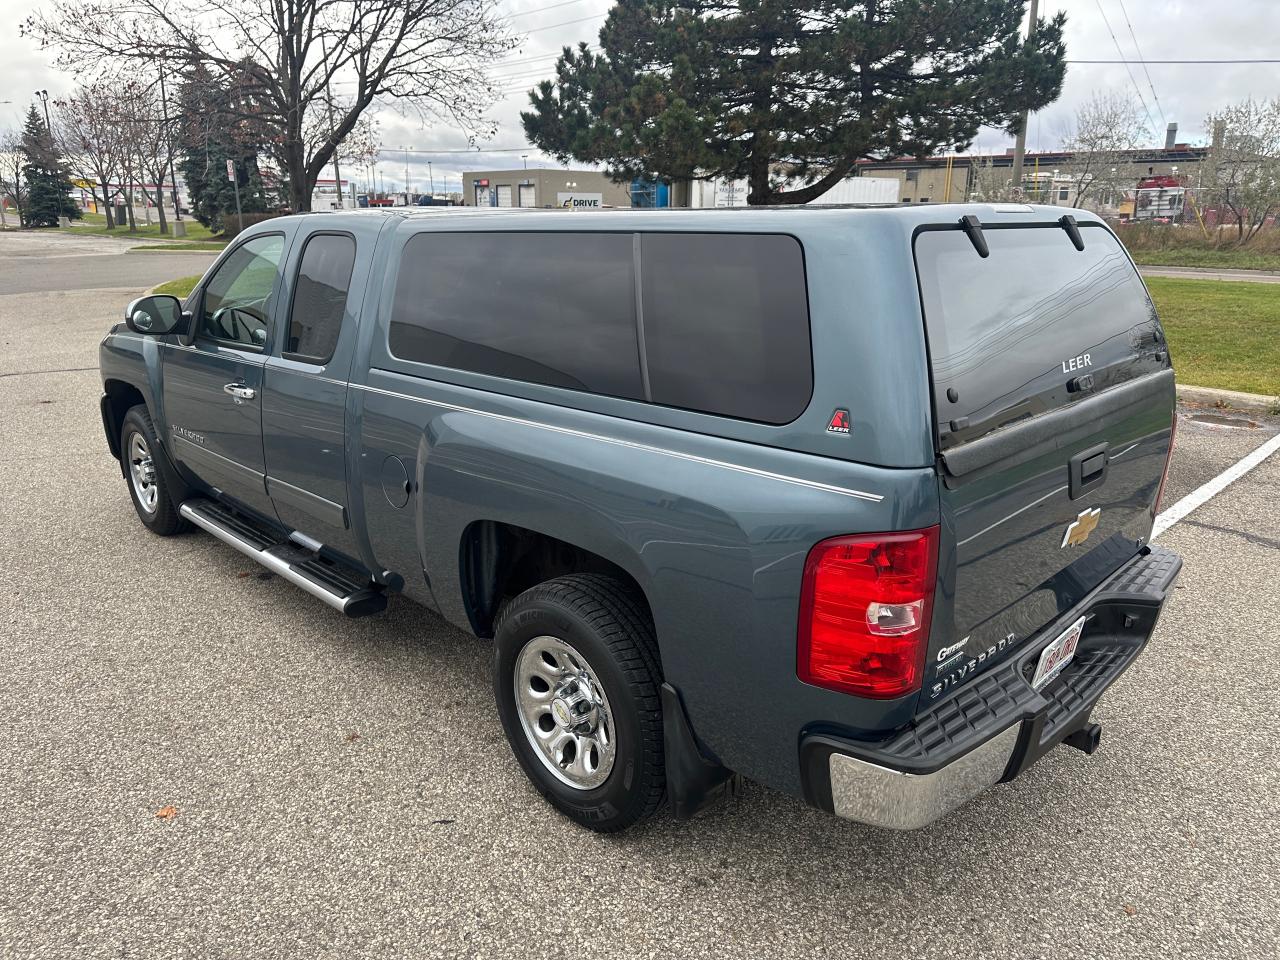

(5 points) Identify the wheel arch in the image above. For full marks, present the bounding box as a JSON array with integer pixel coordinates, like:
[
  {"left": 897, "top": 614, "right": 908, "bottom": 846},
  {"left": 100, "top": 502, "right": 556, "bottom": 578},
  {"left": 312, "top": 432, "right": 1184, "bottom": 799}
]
[
  {"left": 458, "top": 519, "right": 656, "bottom": 643},
  {"left": 101, "top": 378, "right": 149, "bottom": 463}
]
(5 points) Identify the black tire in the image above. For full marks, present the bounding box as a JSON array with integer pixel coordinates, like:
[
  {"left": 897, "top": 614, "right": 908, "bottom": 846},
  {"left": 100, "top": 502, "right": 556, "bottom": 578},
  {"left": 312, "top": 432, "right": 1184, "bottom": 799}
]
[
  {"left": 120, "top": 405, "right": 189, "bottom": 536},
  {"left": 494, "top": 574, "right": 665, "bottom": 832}
]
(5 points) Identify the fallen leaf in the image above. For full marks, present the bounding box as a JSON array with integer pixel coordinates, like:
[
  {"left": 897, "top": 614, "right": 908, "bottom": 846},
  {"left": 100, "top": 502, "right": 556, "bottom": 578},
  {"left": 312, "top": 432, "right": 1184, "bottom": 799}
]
[
  {"left": 432, "top": 818, "right": 456, "bottom": 825},
  {"left": 237, "top": 571, "right": 251, "bottom": 579},
  {"left": 346, "top": 732, "right": 361, "bottom": 743},
  {"left": 1123, "top": 904, "right": 1137, "bottom": 916},
  {"left": 155, "top": 805, "right": 178, "bottom": 820}
]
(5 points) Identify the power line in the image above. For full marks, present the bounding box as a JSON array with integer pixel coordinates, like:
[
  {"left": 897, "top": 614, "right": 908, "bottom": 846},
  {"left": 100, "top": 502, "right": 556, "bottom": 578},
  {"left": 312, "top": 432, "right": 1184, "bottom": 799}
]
[
  {"left": 505, "top": 0, "right": 588, "bottom": 19},
  {"left": 1093, "top": 0, "right": 1157, "bottom": 133},
  {"left": 376, "top": 146, "right": 533, "bottom": 154},
  {"left": 1113, "top": 0, "right": 1166, "bottom": 126},
  {"left": 1066, "top": 58, "right": 1280, "bottom": 64},
  {"left": 522, "top": 13, "right": 605, "bottom": 35}
]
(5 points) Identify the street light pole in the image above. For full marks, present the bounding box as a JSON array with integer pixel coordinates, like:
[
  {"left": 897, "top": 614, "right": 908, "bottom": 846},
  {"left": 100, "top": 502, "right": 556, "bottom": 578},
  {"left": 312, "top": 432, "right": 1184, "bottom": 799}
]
[
  {"left": 428, "top": 161, "right": 434, "bottom": 194},
  {"left": 34, "top": 90, "right": 51, "bottom": 132},
  {"left": 404, "top": 147, "right": 411, "bottom": 205}
]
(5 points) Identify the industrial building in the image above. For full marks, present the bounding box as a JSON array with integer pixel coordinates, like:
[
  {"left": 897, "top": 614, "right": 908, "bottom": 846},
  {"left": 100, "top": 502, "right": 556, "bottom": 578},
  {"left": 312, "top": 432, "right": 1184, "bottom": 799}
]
[
  {"left": 853, "top": 123, "right": 1209, "bottom": 206},
  {"left": 463, "top": 169, "right": 634, "bottom": 208}
]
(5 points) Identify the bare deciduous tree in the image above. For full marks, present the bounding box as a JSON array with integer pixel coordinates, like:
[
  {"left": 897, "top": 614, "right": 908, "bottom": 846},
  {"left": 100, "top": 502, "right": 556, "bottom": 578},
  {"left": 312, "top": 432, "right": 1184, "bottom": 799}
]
[
  {"left": 120, "top": 80, "right": 178, "bottom": 233},
  {"left": 1056, "top": 90, "right": 1149, "bottom": 212},
  {"left": 55, "top": 82, "right": 128, "bottom": 229},
  {"left": 25, "top": 0, "right": 516, "bottom": 212},
  {"left": 1201, "top": 97, "right": 1280, "bottom": 244},
  {"left": 965, "top": 156, "right": 1019, "bottom": 202},
  {"left": 0, "top": 128, "right": 28, "bottom": 227}
]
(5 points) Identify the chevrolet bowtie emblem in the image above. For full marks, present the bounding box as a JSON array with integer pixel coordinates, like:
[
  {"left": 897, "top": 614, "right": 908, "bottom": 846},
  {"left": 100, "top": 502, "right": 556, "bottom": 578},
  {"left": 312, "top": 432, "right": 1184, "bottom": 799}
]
[{"left": 1061, "top": 507, "right": 1101, "bottom": 548}]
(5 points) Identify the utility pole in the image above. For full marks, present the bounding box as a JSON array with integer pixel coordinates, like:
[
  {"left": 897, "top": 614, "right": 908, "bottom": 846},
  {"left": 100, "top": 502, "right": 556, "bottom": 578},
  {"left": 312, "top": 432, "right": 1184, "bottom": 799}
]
[
  {"left": 404, "top": 147, "right": 411, "bottom": 205},
  {"left": 320, "top": 34, "right": 343, "bottom": 211},
  {"left": 428, "top": 161, "right": 434, "bottom": 194},
  {"left": 1009, "top": 0, "right": 1039, "bottom": 197},
  {"left": 157, "top": 63, "right": 185, "bottom": 233}
]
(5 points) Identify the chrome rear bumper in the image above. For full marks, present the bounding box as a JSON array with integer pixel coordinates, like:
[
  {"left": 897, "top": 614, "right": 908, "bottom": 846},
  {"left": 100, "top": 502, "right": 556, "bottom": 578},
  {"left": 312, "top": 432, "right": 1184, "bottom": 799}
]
[{"left": 826, "top": 725, "right": 1020, "bottom": 830}]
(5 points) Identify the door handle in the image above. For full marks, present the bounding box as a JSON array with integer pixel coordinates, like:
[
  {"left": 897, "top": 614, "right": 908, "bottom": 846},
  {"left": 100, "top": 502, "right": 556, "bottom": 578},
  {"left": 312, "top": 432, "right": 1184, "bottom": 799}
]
[
  {"left": 223, "top": 383, "right": 256, "bottom": 403},
  {"left": 1068, "top": 442, "right": 1109, "bottom": 499}
]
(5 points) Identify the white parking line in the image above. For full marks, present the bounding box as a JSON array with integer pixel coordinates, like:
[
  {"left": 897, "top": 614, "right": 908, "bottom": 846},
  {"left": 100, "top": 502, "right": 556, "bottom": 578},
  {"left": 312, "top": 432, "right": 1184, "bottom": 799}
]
[{"left": 1152, "top": 431, "right": 1280, "bottom": 540}]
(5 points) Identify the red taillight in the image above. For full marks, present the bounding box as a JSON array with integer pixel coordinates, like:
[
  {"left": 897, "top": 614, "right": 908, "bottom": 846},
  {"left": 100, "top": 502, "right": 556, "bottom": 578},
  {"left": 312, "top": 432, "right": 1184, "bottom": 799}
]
[
  {"left": 797, "top": 526, "right": 939, "bottom": 699},
  {"left": 1154, "top": 413, "right": 1178, "bottom": 515}
]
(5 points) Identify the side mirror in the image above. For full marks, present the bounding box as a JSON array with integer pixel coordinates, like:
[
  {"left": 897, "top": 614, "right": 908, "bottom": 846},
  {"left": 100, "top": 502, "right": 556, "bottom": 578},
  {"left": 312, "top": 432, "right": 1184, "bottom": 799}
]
[{"left": 125, "top": 295, "right": 187, "bottom": 336}]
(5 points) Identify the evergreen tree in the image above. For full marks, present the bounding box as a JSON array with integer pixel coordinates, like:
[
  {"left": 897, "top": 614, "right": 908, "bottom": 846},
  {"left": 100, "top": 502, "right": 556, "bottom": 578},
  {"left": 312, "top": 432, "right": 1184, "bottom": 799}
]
[
  {"left": 20, "top": 106, "right": 81, "bottom": 227},
  {"left": 176, "top": 71, "right": 270, "bottom": 233},
  {"left": 523, "top": 0, "right": 1068, "bottom": 205}
]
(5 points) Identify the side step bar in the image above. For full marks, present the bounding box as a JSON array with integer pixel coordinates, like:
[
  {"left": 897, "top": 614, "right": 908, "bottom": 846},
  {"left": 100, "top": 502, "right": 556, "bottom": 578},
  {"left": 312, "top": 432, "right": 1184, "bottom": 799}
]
[{"left": 180, "top": 499, "right": 387, "bottom": 618}]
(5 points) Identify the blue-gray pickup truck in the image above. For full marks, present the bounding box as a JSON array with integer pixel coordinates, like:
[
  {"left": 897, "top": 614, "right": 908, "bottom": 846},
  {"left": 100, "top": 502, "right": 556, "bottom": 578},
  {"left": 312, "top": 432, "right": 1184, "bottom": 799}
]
[{"left": 99, "top": 204, "right": 1181, "bottom": 831}]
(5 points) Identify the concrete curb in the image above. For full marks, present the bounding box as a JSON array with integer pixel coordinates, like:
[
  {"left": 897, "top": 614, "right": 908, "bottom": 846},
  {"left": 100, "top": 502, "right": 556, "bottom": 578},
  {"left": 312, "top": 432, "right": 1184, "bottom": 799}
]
[{"left": 1177, "top": 383, "right": 1279, "bottom": 414}]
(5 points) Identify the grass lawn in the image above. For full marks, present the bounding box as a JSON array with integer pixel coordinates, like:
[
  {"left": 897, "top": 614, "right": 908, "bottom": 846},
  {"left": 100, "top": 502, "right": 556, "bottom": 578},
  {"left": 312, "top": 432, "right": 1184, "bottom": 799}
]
[
  {"left": 1130, "top": 248, "right": 1280, "bottom": 272},
  {"left": 75, "top": 211, "right": 222, "bottom": 243},
  {"left": 151, "top": 275, "right": 202, "bottom": 298},
  {"left": 1146, "top": 277, "right": 1280, "bottom": 397}
]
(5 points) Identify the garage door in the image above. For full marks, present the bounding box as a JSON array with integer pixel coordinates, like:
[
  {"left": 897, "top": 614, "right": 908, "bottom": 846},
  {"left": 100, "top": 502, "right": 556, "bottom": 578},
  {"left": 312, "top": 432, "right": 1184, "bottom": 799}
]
[
  {"left": 518, "top": 183, "right": 536, "bottom": 208},
  {"left": 496, "top": 184, "right": 513, "bottom": 208}
]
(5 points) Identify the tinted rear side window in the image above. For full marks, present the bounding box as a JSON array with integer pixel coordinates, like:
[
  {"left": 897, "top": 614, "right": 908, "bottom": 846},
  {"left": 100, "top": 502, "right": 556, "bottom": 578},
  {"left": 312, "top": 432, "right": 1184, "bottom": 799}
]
[
  {"left": 915, "top": 225, "right": 1159, "bottom": 446},
  {"left": 640, "top": 234, "right": 812, "bottom": 424},
  {"left": 287, "top": 234, "right": 356, "bottom": 363},
  {"left": 389, "top": 232, "right": 642, "bottom": 399}
]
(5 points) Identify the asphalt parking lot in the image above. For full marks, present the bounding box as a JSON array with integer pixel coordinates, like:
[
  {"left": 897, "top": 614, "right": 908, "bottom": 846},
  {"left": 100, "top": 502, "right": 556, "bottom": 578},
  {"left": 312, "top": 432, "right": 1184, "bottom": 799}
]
[{"left": 1, "top": 231, "right": 1277, "bottom": 959}]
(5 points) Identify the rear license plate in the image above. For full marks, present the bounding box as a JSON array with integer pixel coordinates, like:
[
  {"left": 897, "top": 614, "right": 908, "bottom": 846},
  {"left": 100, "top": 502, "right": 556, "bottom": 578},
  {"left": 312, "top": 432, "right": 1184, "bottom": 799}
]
[{"left": 1032, "top": 615, "right": 1086, "bottom": 690}]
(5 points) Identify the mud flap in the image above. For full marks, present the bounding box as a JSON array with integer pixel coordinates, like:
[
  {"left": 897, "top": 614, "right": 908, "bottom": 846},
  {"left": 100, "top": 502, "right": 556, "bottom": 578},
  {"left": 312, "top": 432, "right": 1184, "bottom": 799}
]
[{"left": 661, "top": 683, "right": 742, "bottom": 819}]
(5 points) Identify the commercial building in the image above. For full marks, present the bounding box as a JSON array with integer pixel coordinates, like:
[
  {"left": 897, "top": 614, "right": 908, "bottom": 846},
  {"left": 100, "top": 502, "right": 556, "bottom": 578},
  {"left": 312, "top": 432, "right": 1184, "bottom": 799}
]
[
  {"left": 463, "top": 169, "right": 633, "bottom": 209},
  {"left": 853, "top": 124, "right": 1209, "bottom": 207}
]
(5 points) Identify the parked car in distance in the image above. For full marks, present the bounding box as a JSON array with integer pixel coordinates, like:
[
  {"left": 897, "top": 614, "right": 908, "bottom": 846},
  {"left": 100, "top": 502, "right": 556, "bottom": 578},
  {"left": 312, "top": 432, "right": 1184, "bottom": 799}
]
[{"left": 100, "top": 204, "right": 1180, "bottom": 831}]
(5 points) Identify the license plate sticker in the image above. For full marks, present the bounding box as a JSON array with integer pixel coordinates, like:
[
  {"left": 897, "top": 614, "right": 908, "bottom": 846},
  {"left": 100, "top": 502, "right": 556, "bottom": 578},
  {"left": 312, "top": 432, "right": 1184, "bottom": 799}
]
[{"left": 1032, "top": 615, "right": 1086, "bottom": 691}]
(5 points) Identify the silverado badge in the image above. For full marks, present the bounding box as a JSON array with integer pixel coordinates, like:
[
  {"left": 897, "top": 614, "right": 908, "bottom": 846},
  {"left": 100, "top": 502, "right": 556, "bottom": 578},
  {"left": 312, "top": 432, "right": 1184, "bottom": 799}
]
[{"left": 1061, "top": 507, "right": 1101, "bottom": 548}]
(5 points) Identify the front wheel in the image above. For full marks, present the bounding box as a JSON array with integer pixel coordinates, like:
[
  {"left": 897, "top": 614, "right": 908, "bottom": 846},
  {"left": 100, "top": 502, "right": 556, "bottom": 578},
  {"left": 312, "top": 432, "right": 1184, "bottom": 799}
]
[
  {"left": 120, "top": 405, "right": 189, "bottom": 536},
  {"left": 493, "top": 574, "right": 666, "bottom": 832}
]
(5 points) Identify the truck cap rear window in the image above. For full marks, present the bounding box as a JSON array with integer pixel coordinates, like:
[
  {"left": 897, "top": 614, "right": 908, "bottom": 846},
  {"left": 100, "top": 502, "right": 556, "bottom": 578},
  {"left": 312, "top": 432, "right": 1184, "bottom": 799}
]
[{"left": 914, "top": 224, "right": 1161, "bottom": 448}]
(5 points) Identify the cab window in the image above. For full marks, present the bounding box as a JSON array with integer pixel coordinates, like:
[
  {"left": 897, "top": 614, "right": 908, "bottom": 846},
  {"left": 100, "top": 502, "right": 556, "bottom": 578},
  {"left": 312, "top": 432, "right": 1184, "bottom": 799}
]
[{"left": 199, "top": 234, "right": 285, "bottom": 350}]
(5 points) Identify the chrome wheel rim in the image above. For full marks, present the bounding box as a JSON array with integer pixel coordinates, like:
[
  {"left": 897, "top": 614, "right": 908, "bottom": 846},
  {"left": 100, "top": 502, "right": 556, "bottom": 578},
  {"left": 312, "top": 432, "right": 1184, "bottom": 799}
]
[
  {"left": 514, "top": 636, "right": 616, "bottom": 790},
  {"left": 127, "top": 432, "right": 159, "bottom": 514}
]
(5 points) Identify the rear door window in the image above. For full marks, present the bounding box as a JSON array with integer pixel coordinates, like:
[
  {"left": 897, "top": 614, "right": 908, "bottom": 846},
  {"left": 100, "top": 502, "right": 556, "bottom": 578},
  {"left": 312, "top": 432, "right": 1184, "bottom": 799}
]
[
  {"left": 285, "top": 233, "right": 356, "bottom": 364},
  {"left": 388, "top": 232, "right": 643, "bottom": 399},
  {"left": 639, "top": 233, "right": 812, "bottom": 424},
  {"left": 914, "top": 225, "right": 1160, "bottom": 447}
]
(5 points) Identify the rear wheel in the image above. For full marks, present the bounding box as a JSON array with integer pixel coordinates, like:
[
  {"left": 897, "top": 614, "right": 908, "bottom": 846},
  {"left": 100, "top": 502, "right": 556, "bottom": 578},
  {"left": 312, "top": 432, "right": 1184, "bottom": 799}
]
[
  {"left": 494, "top": 574, "right": 665, "bottom": 831},
  {"left": 120, "top": 405, "right": 188, "bottom": 536}
]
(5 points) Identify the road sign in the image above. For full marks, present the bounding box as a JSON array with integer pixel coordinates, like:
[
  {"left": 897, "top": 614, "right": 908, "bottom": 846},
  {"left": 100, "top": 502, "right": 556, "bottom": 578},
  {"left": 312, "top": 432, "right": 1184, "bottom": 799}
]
[{"left": 226, "top": 159, "right": 235, "bottom": 183}]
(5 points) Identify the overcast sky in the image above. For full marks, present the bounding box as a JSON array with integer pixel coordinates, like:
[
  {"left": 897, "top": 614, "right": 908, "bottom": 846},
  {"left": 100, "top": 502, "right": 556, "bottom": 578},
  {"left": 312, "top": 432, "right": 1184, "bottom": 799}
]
[{"left": 3, "top": 0, "right": 1277, "bottom": 193}]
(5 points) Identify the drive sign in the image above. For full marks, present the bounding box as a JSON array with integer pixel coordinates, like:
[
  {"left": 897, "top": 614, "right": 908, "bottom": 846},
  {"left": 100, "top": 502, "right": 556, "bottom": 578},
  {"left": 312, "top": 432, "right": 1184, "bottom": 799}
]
[{"left": 557, "top": 192, "right": 603, "bottom": 209}]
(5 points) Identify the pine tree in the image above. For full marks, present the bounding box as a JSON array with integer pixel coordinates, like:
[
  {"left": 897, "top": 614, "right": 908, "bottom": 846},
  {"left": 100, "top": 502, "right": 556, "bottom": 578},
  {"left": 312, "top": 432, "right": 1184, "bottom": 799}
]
[
  {"left": 176, "top": 72, "right": 270, "bottom": 233},
  {"left": 523, "top": 0, "right": 1068, "bottom": 205},
  {"left": 20, "top": 105, "right": 81, "bottom": 227}
]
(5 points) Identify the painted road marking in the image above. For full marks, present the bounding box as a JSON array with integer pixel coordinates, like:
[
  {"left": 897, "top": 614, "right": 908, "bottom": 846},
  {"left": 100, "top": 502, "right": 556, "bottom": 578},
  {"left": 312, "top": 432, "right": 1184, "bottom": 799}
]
[{"left": 1152, "top": 431, "right": 1280, "bottom": 540}]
